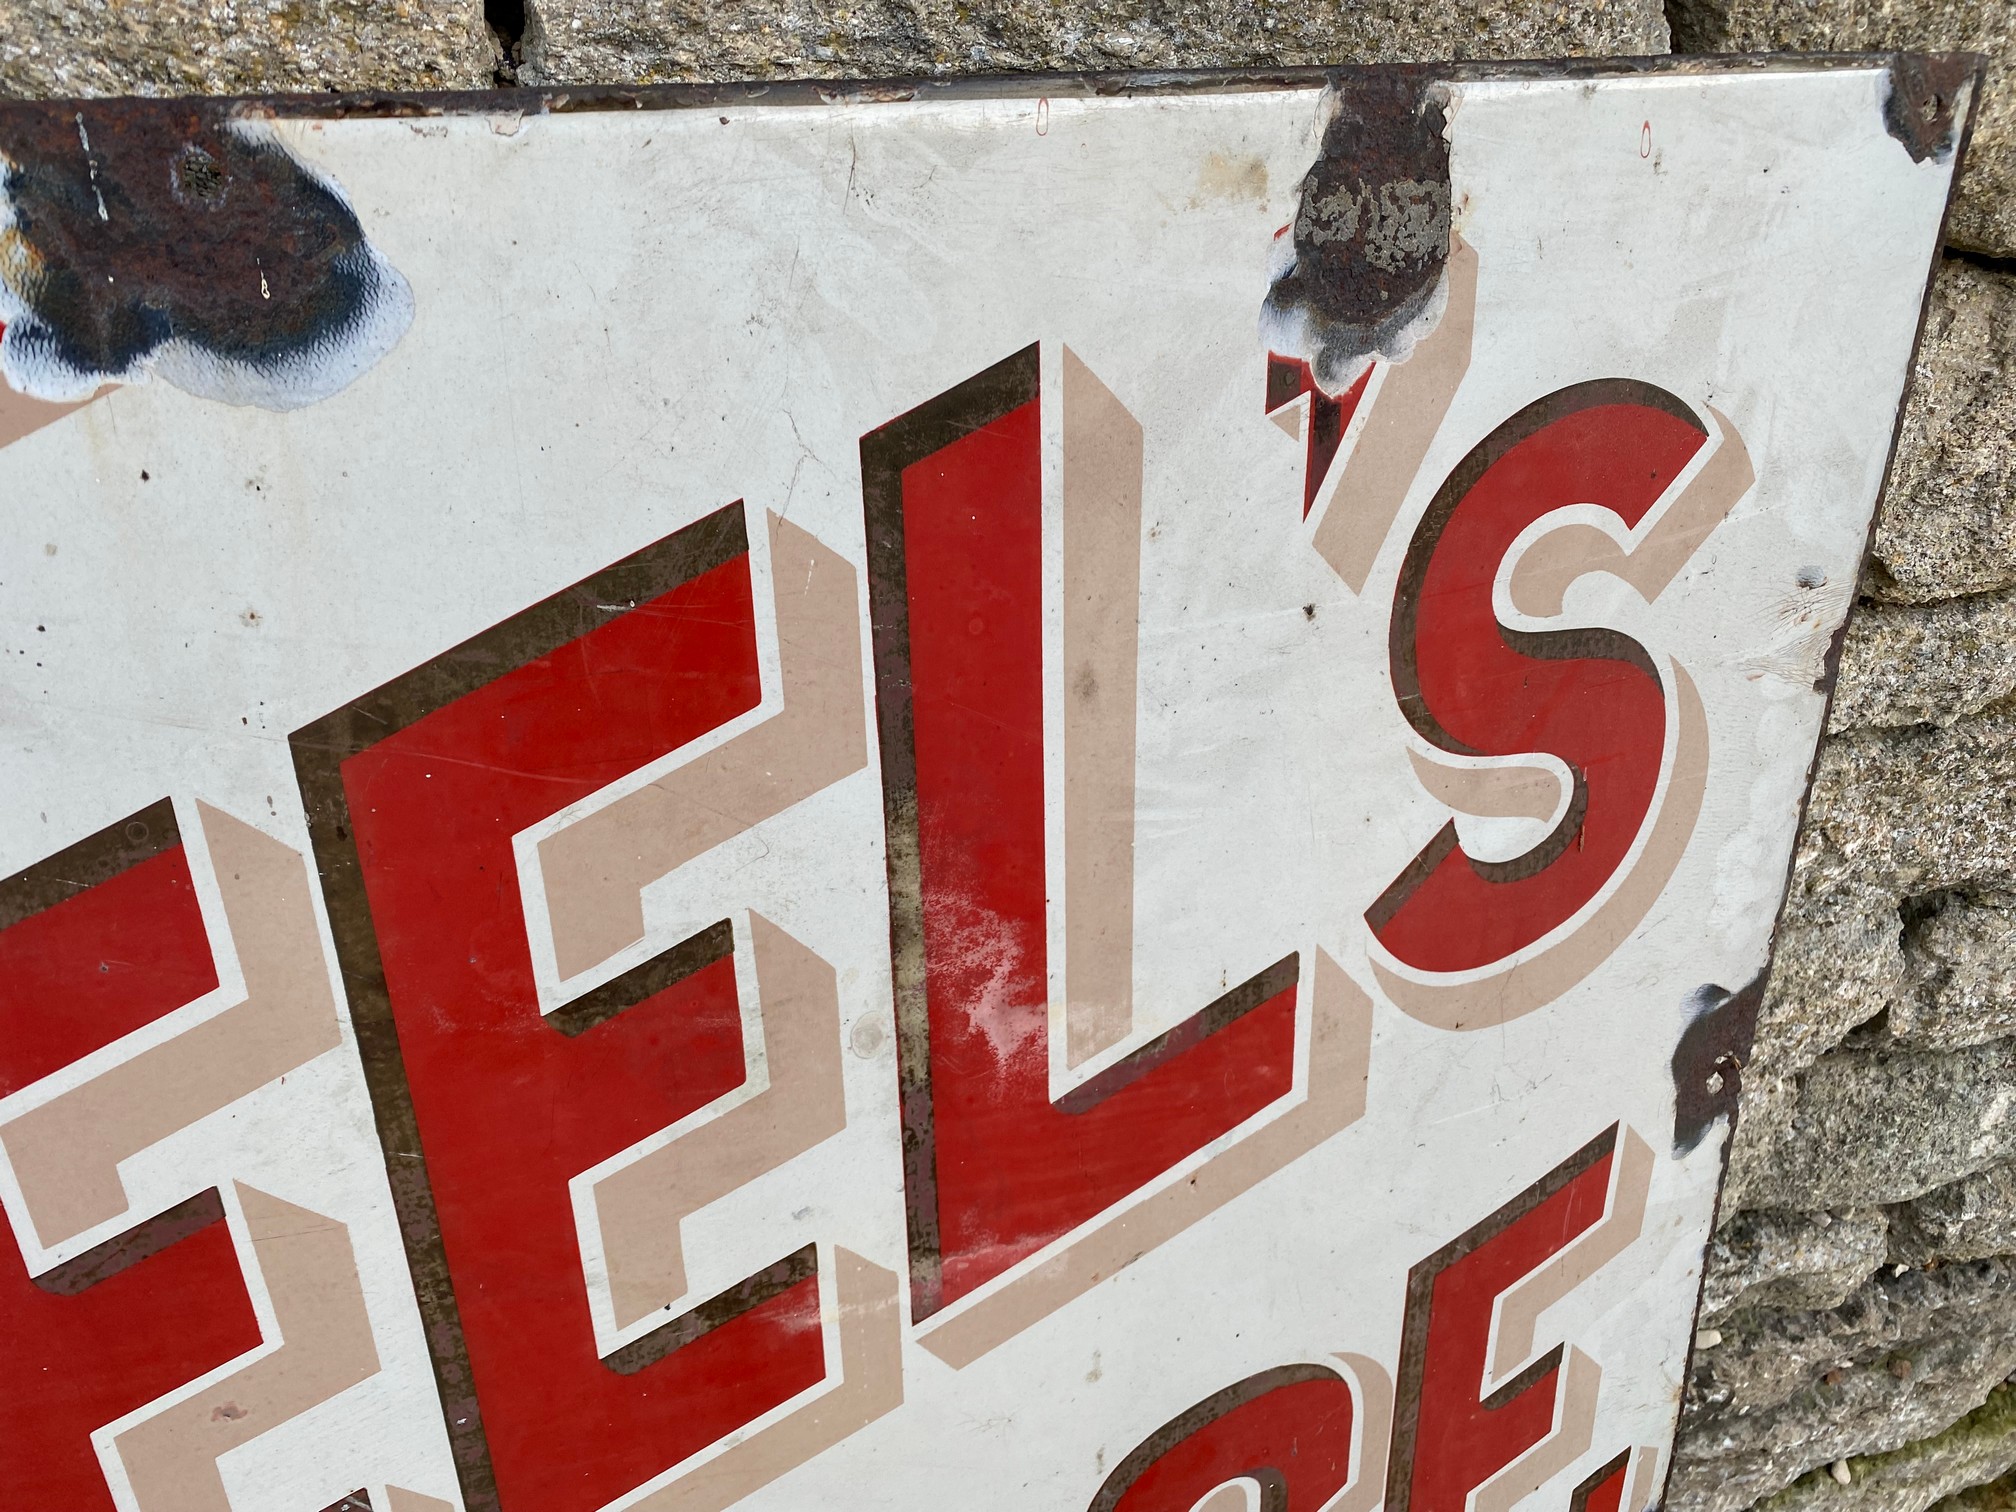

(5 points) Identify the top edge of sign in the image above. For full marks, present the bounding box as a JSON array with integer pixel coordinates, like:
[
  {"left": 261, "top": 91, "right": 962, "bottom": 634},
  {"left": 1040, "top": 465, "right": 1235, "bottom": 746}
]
[{"left": 0, "top": 49, "right": 1986, "bottom": 120}]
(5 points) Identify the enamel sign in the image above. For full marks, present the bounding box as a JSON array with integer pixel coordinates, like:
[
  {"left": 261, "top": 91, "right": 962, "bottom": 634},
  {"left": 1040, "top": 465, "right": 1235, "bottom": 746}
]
[{"left": 0, "top": 58, "right": 1975, "bottom": 1512}]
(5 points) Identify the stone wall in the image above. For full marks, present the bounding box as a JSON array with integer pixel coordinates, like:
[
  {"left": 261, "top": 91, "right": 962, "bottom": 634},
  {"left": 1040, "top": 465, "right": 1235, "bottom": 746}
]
[{"left": 3, "top": 6, "right": 2012, "bottom": 1512}]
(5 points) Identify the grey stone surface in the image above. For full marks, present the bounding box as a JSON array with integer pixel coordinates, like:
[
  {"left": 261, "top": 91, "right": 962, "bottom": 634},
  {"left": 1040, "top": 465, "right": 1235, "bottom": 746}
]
[
  {"left": 1755, "top": 1385, "right": 2016, "bottom": 1512},
  {"left": 1796, "top": 708, "right": 2016, "bottom": 906},
  {"left": 1666, "top": 0, "right": 2015, "bottom": 258},
  {"left": 1749, "top": 863, "right": 1904, "bottom": 1076},
  {"left": 1725, "top": 708, "right": 2016, "bottom": 1218},
  {"left": 1892, "top": 892, "right": 2016, "bottom": 1052},
  {"left": 1893, "top": 1161, "right": 2016, "bottom": 1264},
  {"left": 1931, "top": 1473, "right": 2016, "bottom": 1512},
  {"left": 1832, "top": 591, "right": 2016, "bottom": 733},
  {"left": 1723, "top": 701, "right": 2016, "bottom": 1208},
  {"left": 511, "top": 0, "right": 1669, "bottom": 90},
  {"left": 1734, "top": 1041, "right": 2016, "bottom": 1211},
  {"left": 1870, "top": 261, "right": 2016, "bottom": 606},
  {"left": 1728, "top": 1074, "right": 1806, "bottom": 1214},
  {"left": 0, "top": 0, "right": 497, "bottom": 98},
  {"left": 1670, "top": 1259, "right": 2016, "bottom": 1512},
  {"left": 1704, "top": 1210, "right": 1893, "bottom": 1322}
]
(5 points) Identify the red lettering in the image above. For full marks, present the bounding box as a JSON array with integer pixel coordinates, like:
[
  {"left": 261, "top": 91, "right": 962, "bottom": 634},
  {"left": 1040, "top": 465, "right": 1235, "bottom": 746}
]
[
  {"left": 293, "top": 506, "right": 826, "bottom": 1512},
  {"left": 1388, "top": 1128, "right": 1618, "bottom": 1512},
  {"left": 0, "top": 803, "right": 216, "bottom": 1096},
  {"left": 1, "top": 811, "right": 260, "bottom": 1510},
  {"left": 1091, "top": 1365, "right": 1358, "bottom": 1512},
  {"left": 1570, "top": 1452, "right": 1632, "bottom": 1512},
  {"left": 1372, "top": 383, "right": 1709, "bottom": 972},
  {"left": 863, "top": 347, "right": 1299, "bottom": 1319},
  {"left": 7, "top": 1195, "right": 260, "bottom": 1512}
]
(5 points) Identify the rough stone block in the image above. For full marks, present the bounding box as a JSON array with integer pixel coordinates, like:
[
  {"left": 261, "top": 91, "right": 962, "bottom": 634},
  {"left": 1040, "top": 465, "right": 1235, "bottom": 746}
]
[
  {"left": 1723, "top": 711, "right": 2016, "bottom": 1214},
  {"left": 1869, "top": 259, "right": 2016, "bottom": 605},
  {"left": 1832, "top": 590, "right": 2016, "bottom": 733},
  {"left": 1753, "top": 865, "right": 1904, "bottom": 1076},
  {"left": 1799, "top": 709, "right": 2016, "bottom": 903},
  {"left": 1736, "top": 1041, "right": 2016, "bottom": 1211},
  {"left": 0, "top": 0, "right": 497, "bottom": 98},
  {"left": 1892, "top": 892, "right": 2016, "bottom": 1051},
  {"left": 1666, "top": 0, "right": 2015, "bottom": 257},
  {"left": 1894, "top": 1161, "right": 2016, "bottom": 1264},
  {"left": 1729, "top": 712, "right": 2016, "bottom": 1209},
  {"left": 511, "top": 0, "right": 1668, "bottom": 89},
  {"left": 1728, "top": 1073, "right": 1805, "bottom": 1216},
  {"left": 1671, "top": 1259, "right": 2016, "bottom": 1512},
  {"left": 1704, "top": 1209, "right": 1892, "bottom": 1322},
  {"left": 1725, "top": 847, "right": 1900, "bottom": 1210},
  {"left": 1931, "top": 1473, "right": 2016, "bottom": 1512},
  {"left": 1755, "top": 1385, "right": 2016, "bottom": 1512}
]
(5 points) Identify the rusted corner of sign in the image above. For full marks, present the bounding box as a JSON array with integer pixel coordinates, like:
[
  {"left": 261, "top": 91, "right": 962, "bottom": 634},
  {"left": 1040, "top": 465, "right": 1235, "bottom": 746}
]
[
  {"left": 1879, "top": 50, "right": 1984, "bottom": 163},
  {"left": 1820, "top": 41, "right": 1988, "bottom": 735},
  {"left": 0, "top": 96, "right": 412, "bottom": 417}
]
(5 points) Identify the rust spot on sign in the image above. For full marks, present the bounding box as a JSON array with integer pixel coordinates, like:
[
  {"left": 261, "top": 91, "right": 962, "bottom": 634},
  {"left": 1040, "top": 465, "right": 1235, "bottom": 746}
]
[
  {"left": 0, "top": 98, "right": 411, "bottom": 409},
  {"left": 1671, "top": 974, "right": 1764, "bottom": 1155},
  {"left": 1261, "top": 70, "right": 1452, "bottom": 394},
  {"left": 1881, "top": 52, "right": 1975, "bottom": 163}
]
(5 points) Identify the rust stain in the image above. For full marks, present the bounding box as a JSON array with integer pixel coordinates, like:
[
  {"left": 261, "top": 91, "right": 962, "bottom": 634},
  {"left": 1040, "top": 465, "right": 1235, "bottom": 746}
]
[
  {"left": 1670, "top": 974, "right": 1765, "bottom": 1156},
  {"left": 1261, "top": 69, "right": 1452, "bottom": 395},
  {"left": 1881, "top": 52, "right": 1977, "bottom": 163},
  {"left": 0, "top": 98, "right": 411, "bottom": 409}
]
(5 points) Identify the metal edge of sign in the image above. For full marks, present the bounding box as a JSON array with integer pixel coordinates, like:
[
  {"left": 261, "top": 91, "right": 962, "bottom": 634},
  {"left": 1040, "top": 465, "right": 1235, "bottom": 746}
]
[
  {"left": 1645, "top": 49, "right": 1986, "bottom": 1512},
  {"left": 0, "top": 49, "right": 1986, "bottom": 120}
]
